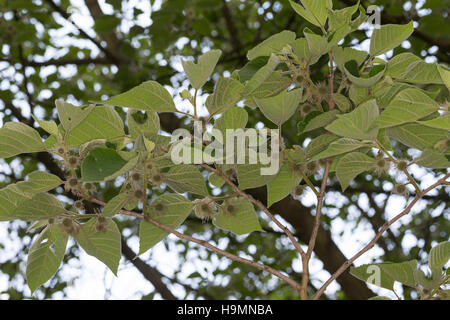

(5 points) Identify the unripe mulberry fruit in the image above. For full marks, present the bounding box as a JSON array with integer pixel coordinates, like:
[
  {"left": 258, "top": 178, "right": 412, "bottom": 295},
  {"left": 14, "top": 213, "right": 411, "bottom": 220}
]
[
  {"left": 73, "top": 200, "right": 84, "bottom": 211},
  {"left": 392, "top": 184, "right": 409, "bottom": 197},
  {"left": 133, "top": 189, "right": 145, "bottom": 199},
  {"left": 291, "top": 185, "right": 305, "bottom": 200},
  {"left": 194, "top": 199, "right": 217, "bottom": 221},
  {"left": 131, "top": 172, "right": 142, "bottom": 181},
  {"left": 396, "top": 160, "right": 408, "bottom": 171},
  {"left": 68, "top": 156, "right": 79, "bottom": 167}
]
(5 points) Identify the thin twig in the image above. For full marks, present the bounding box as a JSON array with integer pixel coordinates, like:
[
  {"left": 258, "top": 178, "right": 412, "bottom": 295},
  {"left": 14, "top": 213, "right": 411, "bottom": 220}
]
[
  {"left": 88, "top": 197, "right": 301, "bottom": 293},
  {"left": 200, "top": 164, "right": 307, "bottom": 258},
  {"left": 312, "top": 172, "right": 450, "bottom": 300},
  {"left": 300, "top": 160, "right": 331, "bottom": 299}
]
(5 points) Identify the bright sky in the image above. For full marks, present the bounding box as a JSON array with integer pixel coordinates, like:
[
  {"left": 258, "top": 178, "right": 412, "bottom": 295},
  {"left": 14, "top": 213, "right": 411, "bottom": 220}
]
[{"left": 0, "top": 0, "right": 446, "bottom": 300}]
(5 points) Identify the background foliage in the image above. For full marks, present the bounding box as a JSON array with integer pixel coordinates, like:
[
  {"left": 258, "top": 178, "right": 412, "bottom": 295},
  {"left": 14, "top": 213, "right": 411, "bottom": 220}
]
[{"left": 0, "top": 0, "right": 449, "bottom": 300}]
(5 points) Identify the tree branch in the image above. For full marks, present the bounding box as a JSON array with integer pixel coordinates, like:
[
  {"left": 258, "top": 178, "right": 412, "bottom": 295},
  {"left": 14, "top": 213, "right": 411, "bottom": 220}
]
[
  {"left": 88, "top": 197, "right": 302, "bottom": 294},
  {"left": 201, "top": 164, "right": 307, "bottom": 259},
  {"left": 301, "top": 160, "right": 331, "bottom": 299},
  {"left": 313, "top": 172, "right": 450, "bottom": 300},
  {"left": 43, "top": 0, "right": 121, "bottom": 65}
]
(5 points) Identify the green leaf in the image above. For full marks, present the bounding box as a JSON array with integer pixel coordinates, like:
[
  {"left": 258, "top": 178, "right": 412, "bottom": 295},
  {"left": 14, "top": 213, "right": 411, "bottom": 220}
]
[
  {"left": 369, "top": 22, "right": 414, "bottom": 57},
  {"left": 387, "top": 123, "right": 449, "bottom": 151},
  {"left": 414, "top": 268, "right": 442, "bottom": 291},
  {"left": 429, "top": 241, "right": 450, "bottom": 269},
  {"left": 165, "top": 164, "right": 209, "bottom": 196},
  {"left": 350, "top": 263, "right": 395, "bottom": 290},
  {"left": 102, "top": 193, "right": 129, "bottom": 217},
  {"left": 385, "top": 53, "right": 421, "bottom": 78},
  {"left": 56, "top": 100, "right": 93, "bottom": 132},
  {"left": 303, "top": 28, "right": 328, "bottom": 57},
  {"left": 181, "top": 49, "right": 222, "bottom": 89},
  {"left": 396, "top": 61, "right": 443, "bottom": 84},
  {"left": 32, "top": 115, "right": 59, "bottom": 136},
  {"left": 247, "top": 30, "right": 296, "bottom": 60},
  {"left": 333, "top": 93, "right": 352, "bottom": 112},
  {"left": 417, "top": 114, "right": 450, "bottom": 130},
  {"left": 214, "top": 106, "right": 248, "bottom": 134},
  {"left": 336, "top": 152, "right": 375, "bottom": 191},
  {"left": 20, "top": 171, "right": 62, "bottom": 193},
  {"left": 380, "top": 260, "right": 418, "bottom": 287},
  {"left": 0, "top": 185, "right": 33, "bottom": 221},
  {"left": 344, "top": 62, "right": 386, "bottom": 88},
  {"left": 437, "top": 64, "right": 450, "bottom": 90},
  {"left": 254, "top": 88, "right": 302, "bottom": 125},
  {"left": 311, "top": 138, "right": 371, "bottom": 161},
  {"left": 325, "top": 99, "right": 379, "bottom": 140},
  {"left": 12, "top": 193, "right": 66, "bottom": 221},
  {"left": 208, "top": 172, "right": 225, "bottom": 188},
  {"left": 415, "top": 149, "right": 450, "bottom": 169},
  {"left": 348, "top": 85, "right": 369, "bottom": 105},
  {"left": 81, "top": 148, "right": 129, "bottom": 182},
  {"left": 305, "top": 134, "right": 339, "bottom": 159},
  {"left": 127, "top": 109, "right": 159, "bottom": 139},
  {"left": 75, "top": 217, "right": 121, "bottom": 275},
  {"left": 328, "top": 2, "right": 359, "bottom": 30},
  {"left": 237, "top": 162, "right": 278, "bottom": 190},
  {"left": 139, "top": 194, "right": 193, "bottom": 255},
  {"left": 374, "top": 83, "right": 411, "bottom": 107},
  {"left": 238, "top": 56, "right": 270, "bottom": 82},
  {"left": 0, "top": 172, "right": 64, "bottom": 221},
  {"left": 0, "top": 122, "right": 45, "bottom": 159},
  {"left": 303, "top": 110, "right": 339, "bottom": 132},
  {"left": 213, "top": 198, "right": 263, "bottom": 235},
  {"left": 26, "top": 224, "right": 68, "bottom": 293},
  {"left": 242, "top": 54, "right": 280, "bottom": 97},
  {"left": 267, "top": 164, "right": 302, "bottom": 207},
  {"left": 292, "top": 38, "right": 319, "bottom": 65},
  {"left": 206, "top": 76, "right": 244, "bottom": 116},
  {"left": 67, "top": 106, "right": 125, "bottom": 146},
  {"left": 373, "top": 88, "right": 439, "bottom": 128},
  {"left": 289, "top": 0, "right": 329, "bottom": 28},
  {"left": 368, "top": 296, "right": 392, "bottom": 300},
  {"left": 248, "top": 72, "right": 292, "bottom": 99},
  {"left": 103, "top": 80, "right": 176, "bottom": 112}
]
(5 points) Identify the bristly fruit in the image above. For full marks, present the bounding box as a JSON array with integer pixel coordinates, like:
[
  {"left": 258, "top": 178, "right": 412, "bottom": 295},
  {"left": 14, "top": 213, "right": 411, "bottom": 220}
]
[
  {"left": 133, "top": 189, "right": 145, "bottom": 199},
  {"left": 67, "top": 156, "right": 79, "bottom": 167},
  {"left": 305, "top": 161, "right": 319, "bottom": 175},
  {"left": 392, "top": 184, "right": 409, "bottom": 197},
  {"left": 150, "top": 172, "right": 165, "bottom": 186},
  {"left": 396, "top": 160, "right": 409, "bottom": 171},
  {"left": 374, "top": 157, "right": 390, "bottom": 175},
  {"left": 194, "top": 198, "right": 218, "bottom": 221},
  {"left": 131, "top": 172, "right": 142, "bottom": 181},
  {"left": 291, "top": 185, "right": 305, "bottom": 200},
  {"left": 73, "top": 200, "right": 84, "bottom": 211},
  {"left": 290, "top": 162, "right": 305, "bottom": 174}
]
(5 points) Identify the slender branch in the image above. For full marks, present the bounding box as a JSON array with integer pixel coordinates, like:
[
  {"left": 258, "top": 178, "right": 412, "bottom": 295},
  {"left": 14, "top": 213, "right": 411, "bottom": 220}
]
[
  {"left": 313, "top": 172, "right": 450, "bottom": 300},
  {"left": 201, "top": 163, "right": 307, "bottom": 258},
  {"left": 300, "top": 160, "right": 331, "bottom": 299},
  {"left": 0, "top": 56, "right": 112, "bottom": 67},
  {"left": 327, "top": 51, "right": 335, "bottom": 110},
  {"left": 43, "top": 0, "right": 121, "bottom": 65},
  {"left": 88, "top": 197, "right": 301, "bottom": 293},
  {"left": 376, "top": 140, "right": 421, "bottom": 194}
]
